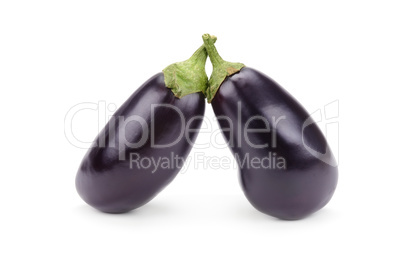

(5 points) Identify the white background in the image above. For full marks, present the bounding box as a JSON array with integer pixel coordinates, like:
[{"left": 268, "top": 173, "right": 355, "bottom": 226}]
[{"left": 1, "top": 1, "right": 401, "bottom": 267}]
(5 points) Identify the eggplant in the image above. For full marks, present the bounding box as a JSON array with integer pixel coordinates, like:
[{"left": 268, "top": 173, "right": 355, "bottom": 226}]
[
  {"left": 75, "top": 39, "right": 215, "bottom": 213},
  {"left": 202, "top": 34, "right": 338, "bottom": 220}
]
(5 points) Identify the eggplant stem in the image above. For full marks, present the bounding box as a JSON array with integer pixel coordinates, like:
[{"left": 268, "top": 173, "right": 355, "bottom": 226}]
[
  {"left": 202, "top": 34, "right": 245, "bottom": 103},
  {"left": 163, "top": 37, "right": 216, "bottom": 98}
]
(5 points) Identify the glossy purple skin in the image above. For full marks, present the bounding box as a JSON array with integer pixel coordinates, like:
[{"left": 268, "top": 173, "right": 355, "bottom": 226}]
[
  {"left": 76, "top": 73, "right": 205, "bottom": 213},
  {"left": 212, "top": 67, "right": 338, "bottom": 220}
]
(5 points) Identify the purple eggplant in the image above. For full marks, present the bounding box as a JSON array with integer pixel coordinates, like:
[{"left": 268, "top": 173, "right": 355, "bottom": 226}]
[
  {"left": 203, "top": 34, "right": 338, "bottom": 220},
  {"left": 75, "top": 40, "right": 215, "bottom": 213}
]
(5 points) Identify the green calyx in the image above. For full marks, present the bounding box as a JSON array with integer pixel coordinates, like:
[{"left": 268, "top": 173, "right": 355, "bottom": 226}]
[
  {"left": 202, "top": 34, "right": 245, "bottom": 103},
  {"left": 163, "top": 37, "right": 217, "bottom": 98}
]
